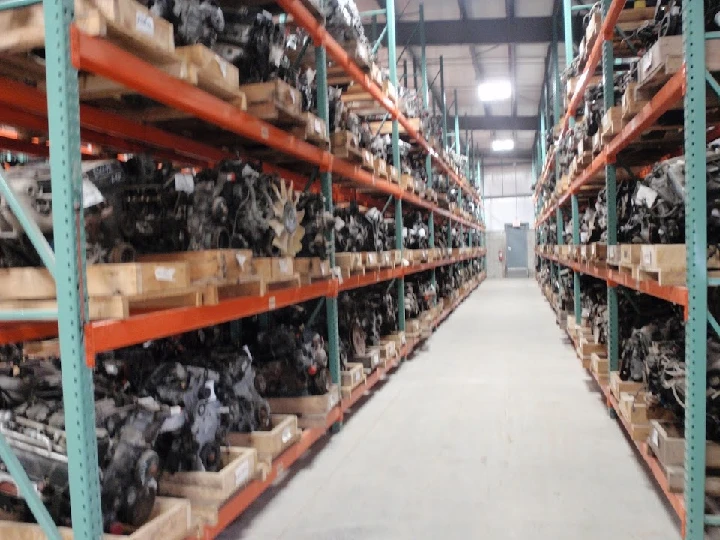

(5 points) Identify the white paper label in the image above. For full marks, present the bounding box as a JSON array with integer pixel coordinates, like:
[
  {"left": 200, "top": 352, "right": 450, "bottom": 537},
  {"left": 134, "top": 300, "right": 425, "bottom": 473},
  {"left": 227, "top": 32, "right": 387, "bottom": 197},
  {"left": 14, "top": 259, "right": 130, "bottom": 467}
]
[
  {"left": 268, "top": 296, "right": 276, "bottom": 309},
  {"left": 154, "top": 266, "right": 176, "bottom": 282},
  {"left": 218, "top": 58, "right": 228, "bottom": 78},
  {"left": 236, "top": 253, "right": 247, "bottom": 268},
  {"left": 82, "top": 179, "right": 105, "bottom": 209},
  {"left": 234, "top": 459, "right": 250, "bottom": 487},
  {"left": 328, "top": 390, "right": 338, "bottom": 409},
  {"left": 354, "top": 370, "right": 361, "bottom": 383},
  {"left": 651, "top": 427, "right": 660, "bottom": 448},
  {"left": 278, "top": 259, "right": 290, "bottom": 274},
  {"left": 135, "top": 12, "right": 154, "bottom": 35},
  {"left": 174, "top": 173, "right": 194, "bottom": 193},
  {"left": 643, "top": 249, "right": 652, "bottom": 266},
  {"left": 281, "top": 427, "right": 293, "bottom": 444},
  {"left": 314, "top": 118, "right": 322, "bottom": 134}
]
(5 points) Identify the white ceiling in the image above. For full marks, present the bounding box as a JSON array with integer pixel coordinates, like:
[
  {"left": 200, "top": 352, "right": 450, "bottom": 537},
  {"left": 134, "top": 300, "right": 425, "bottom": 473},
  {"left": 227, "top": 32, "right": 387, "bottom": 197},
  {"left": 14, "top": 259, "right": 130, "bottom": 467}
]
[{"left": 355, "top": 0, "right": 557, "bottom": 157}]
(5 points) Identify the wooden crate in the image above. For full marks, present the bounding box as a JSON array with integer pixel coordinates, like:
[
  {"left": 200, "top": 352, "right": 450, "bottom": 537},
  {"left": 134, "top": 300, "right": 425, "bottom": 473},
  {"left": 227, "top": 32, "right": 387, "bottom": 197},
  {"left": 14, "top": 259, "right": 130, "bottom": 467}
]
[
  {"left": 590, "top": 242, "right": 607, "bottom": 263},
  {"left": 362, "top": 251, "right": 380, "bottom": 269},
  {"left": 600, "top": 106, "right": 624, "bottom": 141},
  {"left": 340, "top": 362, "right": 365, "bottom": 398},
  {"left": 138, "top": 249, "right": 252, "bottom": 285},
  {"left": 606, "top": 244, "right": 621, "bottom": 265},
  {"left": 295, "top": 257, "right": 331, "bottom": 283},
  {"left": 266, "top": 385, "right": 340, "bottom": 429},
  {"left": 290, "top": 112, "right": 329, "bottom": 148},
  {"left": 621, "top": 82, "right": 647, "bottom": 120},
  {"left": 175, "top": 44, "right": 242, "bottom": 101},
  {"left": 240, "top": 79, "right": 303, "bottom": 125},
  {"left": 378, "top": 251, "right": 394, "bottom": 268},
  {"left": 0, "top": 497, "right": 191, "bottom": 540},
  {"left": 336, "top": 252, "right": 364, "bottom": 276},
  {"left": 618, "top": 244, "right": 641, "bottom": 267},
  {"left": 406, "top": 318, "right": 421, "bottom": 337},
  {"left": 388, "top": 165, "right": 400, "bottom": 184},
  {"left": 648, "top": 419, "right": 720, "bottom": 469},
  {"left": 252, "top": 257, "right": 295, "bottom": 282},
  {"left": 638, "top": 244, "right": 720, "bottom": 285},
  {"left": 227, "top": 414, "right": 300, "bottom": 463},
  {"left": 386, "top": 331, "right": 406, "bottom": 352},
  {"left": 377, "top": 339, "right": 397, "bottom": 361},
  {"left": 159, "top": 447, "right": 256, "bottom": 503},
  {"left": 609, "top": 371, "right": 644, "bottom": 401},
  {"left": 330, "top": 130, "right": 363, "bottom": 162},
  {"left": 401, "top": 173, "right": 414, "bottom": 193},
  {"left": 374, "top": 157, "right": 389, "bottom": 179},
  {"left": 0, "top": 262, "right": 189, "bottom": 300},
  {"left": 354, "top": 348, "right": 381, "bottom": 373}
]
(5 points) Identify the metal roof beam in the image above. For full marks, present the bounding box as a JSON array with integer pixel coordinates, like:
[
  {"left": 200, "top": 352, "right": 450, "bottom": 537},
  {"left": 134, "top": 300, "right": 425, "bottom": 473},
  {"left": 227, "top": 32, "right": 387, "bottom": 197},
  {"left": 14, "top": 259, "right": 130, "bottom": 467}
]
[
  {"left": 460, "top": 115, "right": 537, "bottom": 131},
  {"left": 366, "top": 17, "right": 554, "bottom": 45}
]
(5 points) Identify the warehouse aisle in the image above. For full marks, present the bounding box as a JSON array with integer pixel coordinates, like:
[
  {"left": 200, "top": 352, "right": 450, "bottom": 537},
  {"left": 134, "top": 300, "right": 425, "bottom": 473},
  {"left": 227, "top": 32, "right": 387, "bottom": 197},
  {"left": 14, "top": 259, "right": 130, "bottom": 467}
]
[{"left": 221, "top": 279, "right": 679, "bottom": 540}]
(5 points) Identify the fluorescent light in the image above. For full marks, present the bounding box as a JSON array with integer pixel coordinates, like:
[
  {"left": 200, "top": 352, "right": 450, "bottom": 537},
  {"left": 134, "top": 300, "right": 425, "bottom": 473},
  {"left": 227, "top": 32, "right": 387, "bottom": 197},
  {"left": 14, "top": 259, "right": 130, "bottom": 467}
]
[
  {"left": 478, "top": 80, "right": 512, "bottom": 102},
  {"left": 492, "top": 139, "right": 515, "bottom": 152}
]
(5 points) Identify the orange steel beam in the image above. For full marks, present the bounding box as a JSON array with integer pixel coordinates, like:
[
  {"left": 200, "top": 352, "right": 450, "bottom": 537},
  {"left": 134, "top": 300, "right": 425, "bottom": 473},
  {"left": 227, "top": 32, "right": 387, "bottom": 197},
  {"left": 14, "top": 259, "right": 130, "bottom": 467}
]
[
  {"left": 0, "top": 77, "right": 224, "bottom": 165},
  {"left": 0, "top": 136, "right": 49, "bottom": 157},
  {"left": 560, "top": 0, "right": 627, "bottom": 134},
  {"left": 0, "top": 105, "right": 214, "bottom": 166},
  {"left": 536, "top": 250, "right": 688, "bottom": 306},
  {"left": 275, "top": 0, "right": 480, "bottom": 207},
  {"left": 0, "top": 322, "right": 58, "bottom": 344},
  {"left": 84, "top": 279, "right": 337, "bottom": 364}
]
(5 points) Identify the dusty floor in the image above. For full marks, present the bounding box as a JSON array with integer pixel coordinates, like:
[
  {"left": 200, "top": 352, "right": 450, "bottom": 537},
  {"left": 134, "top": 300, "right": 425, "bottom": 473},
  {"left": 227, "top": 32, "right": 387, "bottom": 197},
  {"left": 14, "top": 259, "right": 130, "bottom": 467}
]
[{"left": 220, "top": 278, "right": 680, "bottom": 540}]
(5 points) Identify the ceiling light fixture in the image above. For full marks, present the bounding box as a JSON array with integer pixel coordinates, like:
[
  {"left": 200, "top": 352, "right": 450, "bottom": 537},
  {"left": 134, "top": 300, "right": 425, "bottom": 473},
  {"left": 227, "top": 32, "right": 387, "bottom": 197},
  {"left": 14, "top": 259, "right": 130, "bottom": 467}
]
[
  {"left": 478, "top": 79, "right": 512, "bottom": 102},
  {"left": 491, "top": 139, "right": 515, "bottom": 152}
]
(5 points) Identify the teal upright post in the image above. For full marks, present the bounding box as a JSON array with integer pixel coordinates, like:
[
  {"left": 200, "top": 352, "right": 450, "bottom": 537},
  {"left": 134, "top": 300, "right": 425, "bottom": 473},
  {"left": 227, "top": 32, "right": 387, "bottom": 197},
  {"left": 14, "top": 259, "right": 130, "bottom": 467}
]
[
  {"left": 454, "top": 89, "right": 460, "bottom": 154},
  {"left": 44, "top": 0, "right": 103, "bottom": 536},
  {"left": 561, "top": 0, "right": 581, "bottom": 324},
  {"left": 315, "top": 45, "right": 341, "bottom": 400},
  {"left": 601, "top": 0, "right": 619, "bottom": 373},
  {"left": 387, "top": 0, "right": 405, "bottom": 333},
  {"left": 682, "top": 0, "right": 707, "bottom": 537},
  {"left": 439, "top": 55, "right": 447, "bottom": 152},
  {"left": 419, "top": 4, "right": 436, "bottom": 294}
]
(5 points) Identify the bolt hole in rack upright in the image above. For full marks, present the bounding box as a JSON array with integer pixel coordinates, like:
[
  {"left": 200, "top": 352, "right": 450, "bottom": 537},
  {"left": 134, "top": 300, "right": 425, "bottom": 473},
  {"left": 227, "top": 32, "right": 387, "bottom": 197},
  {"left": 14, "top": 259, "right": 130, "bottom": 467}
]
[
  {"left": 0, "top": 0, "right": 485, "bottom": 539},
  {"left": 534, "top": 0, "right": 720, "bottom": 537}
]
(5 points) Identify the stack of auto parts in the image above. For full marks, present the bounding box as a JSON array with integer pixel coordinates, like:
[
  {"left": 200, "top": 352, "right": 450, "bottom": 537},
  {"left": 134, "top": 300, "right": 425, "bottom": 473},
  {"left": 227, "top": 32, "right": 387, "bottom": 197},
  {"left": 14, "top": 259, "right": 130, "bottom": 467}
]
[
  {"left": 251, "top": 324, "right": 330, "bottom": 397},
  {"left": 337, "top": 286, "right": 397, "bottom": 361},
  {"left": 404, "top": 212, "right": 430, "bottom": 250},
  {"left": 580, "top": 277, "right": 607, "bottom": 343},
  {"left": 334, "top": 203, "right": 390, "bottom": 252},
  {"left": 147, "top": 0, "right": 224, "bottom": 47},
  {"left": 0, "top": 160, "right": 135, "bottom": 267},
  {"left": 297, "top": 192, "right": 336, "bottom": 259},
  {"left": 323, "top": 0, "right": 372, "bottom": 62},
  {"left": 620, "top": 150, "right": 720, "bottom": 246}
]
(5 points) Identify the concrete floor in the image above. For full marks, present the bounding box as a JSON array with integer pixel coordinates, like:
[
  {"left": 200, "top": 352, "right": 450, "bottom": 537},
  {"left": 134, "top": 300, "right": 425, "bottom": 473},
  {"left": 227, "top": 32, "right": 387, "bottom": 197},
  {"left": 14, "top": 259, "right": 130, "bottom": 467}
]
[{"left": 221, "top": 278, "right": 680, "bottom": 540}]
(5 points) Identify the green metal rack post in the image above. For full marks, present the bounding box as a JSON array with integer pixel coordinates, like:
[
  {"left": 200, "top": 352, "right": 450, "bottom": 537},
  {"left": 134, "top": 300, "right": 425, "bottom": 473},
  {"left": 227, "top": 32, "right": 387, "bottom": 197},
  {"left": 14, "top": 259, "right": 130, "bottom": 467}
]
[
  {"left": 601, "top": 0, "right": 619, "bottom": 374},
  {"left": 683, "top": 0, "right": 708, "bottom": 537},
  {"left": 386, "top": 0, "right": 405, "bottom": 333},
  {"left": 419, "top": 4, "right": 437, "bottom": 294},
  {"left": 315, "top": 43, "right": 342, "bottom": 410}
]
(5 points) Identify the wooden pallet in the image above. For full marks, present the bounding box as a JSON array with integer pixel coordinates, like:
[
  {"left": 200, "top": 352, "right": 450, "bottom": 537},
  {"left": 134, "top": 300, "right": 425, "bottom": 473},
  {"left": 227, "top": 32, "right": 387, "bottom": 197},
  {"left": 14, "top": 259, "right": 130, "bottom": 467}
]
[
  {"left": 636, "top": 36, "right": 720, "bottom": 100},
  {"left": 0, "top": 497, "right": 191, "bottom": 540},
  {"left": 590, "top": 351, "right": 609, "bottom": 383},
  {"left": 137, "top": 249, "right": 253, "bottom": 285},
  {"left": 266, "top": 385, "right": 340, "bottom": 429},
  {"left": 240, "top": 78, "right": 304, "bottom": 126}
]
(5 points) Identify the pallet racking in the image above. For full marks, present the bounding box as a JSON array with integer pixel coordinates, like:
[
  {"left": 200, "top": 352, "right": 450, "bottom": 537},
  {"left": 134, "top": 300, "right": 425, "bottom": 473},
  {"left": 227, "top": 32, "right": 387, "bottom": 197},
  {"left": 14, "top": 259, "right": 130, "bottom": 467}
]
[
  {"left": 0, "top": 0, "right": 485, "bottom": 538},
  {"left": 533, "top": 1, "right": 714, "bottom": 537}
]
